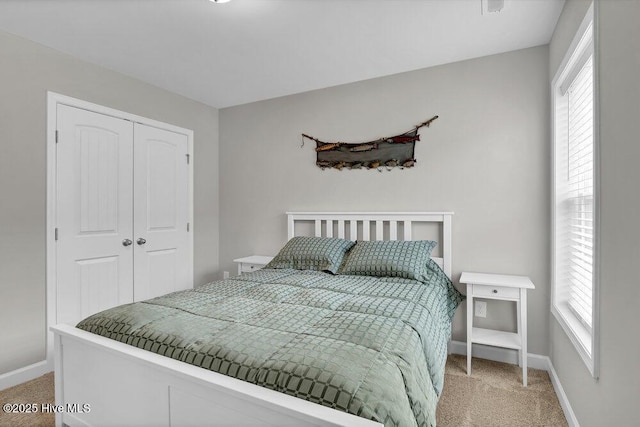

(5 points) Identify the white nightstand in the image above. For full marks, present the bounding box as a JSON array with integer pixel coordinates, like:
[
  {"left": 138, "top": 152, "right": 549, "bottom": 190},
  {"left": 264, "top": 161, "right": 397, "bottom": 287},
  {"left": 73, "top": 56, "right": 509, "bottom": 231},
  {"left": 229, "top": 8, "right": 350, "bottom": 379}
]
[
  {"left": 459, "top": 272, "right": 535, "bottom": 386},
  {"left": 233, "top": 255, "right": 274, "bottom": 276}
]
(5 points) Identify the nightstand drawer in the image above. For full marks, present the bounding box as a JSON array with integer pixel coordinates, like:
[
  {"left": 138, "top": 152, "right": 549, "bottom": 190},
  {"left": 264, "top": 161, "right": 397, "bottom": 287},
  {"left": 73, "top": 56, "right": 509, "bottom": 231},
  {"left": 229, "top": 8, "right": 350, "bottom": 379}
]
[
  {"left": 234, "top": 256, "right": 274, "bottom": 276},
  {"left": 473, "top": 284, "right": 520, "bottom": 299},
  {"left": 241, "top": 263, "right": 262, "bottom": 273}
]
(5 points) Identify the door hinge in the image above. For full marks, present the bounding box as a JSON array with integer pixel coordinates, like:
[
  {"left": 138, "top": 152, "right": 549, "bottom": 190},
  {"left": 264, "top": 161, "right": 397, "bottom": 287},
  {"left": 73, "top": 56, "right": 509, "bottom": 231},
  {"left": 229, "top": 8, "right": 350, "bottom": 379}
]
[
  {"left": 55, "top": 228, "right": 59, "bottom": 241},
  {"left": 186, "top": 153, "right": 190, "bottom": 164},
  {"left": 187, "top": 223, "right": 190, "bottom": 232},
  {"left": 55, "top": 130, "right": 59, "bottom": 143}
]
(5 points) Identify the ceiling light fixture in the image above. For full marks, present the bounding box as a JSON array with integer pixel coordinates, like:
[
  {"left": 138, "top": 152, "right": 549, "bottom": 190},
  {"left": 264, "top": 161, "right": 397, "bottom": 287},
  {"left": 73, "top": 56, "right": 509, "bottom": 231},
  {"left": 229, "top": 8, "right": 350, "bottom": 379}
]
[{"left": 209, "top": 0, "right": 231, "bottom": 3}]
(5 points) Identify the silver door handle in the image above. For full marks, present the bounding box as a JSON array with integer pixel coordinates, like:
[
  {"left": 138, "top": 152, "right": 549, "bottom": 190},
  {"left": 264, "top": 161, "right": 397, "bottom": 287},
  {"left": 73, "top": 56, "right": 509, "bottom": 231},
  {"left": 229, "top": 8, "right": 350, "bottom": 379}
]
[
  {"left": 137, "top": 238, "right": 147, "bottom": 245},
  {"left": 122, "top": 239, "right": 133, "bottom": 247}
]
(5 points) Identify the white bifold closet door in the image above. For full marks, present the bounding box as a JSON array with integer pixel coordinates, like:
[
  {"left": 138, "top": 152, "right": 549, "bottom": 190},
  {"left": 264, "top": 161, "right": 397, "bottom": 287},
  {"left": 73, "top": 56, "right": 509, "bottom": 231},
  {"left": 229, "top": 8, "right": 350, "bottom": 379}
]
[{"left": 56, "top": 105, "right": 190, "bottom": 326}]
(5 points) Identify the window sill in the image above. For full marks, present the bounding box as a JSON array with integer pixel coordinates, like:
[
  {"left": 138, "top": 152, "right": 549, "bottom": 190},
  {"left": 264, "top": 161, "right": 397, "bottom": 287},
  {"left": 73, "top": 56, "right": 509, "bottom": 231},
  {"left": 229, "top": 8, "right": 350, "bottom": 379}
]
[{"left": 551, "top": 302, "right": 597, "bottom": 378}]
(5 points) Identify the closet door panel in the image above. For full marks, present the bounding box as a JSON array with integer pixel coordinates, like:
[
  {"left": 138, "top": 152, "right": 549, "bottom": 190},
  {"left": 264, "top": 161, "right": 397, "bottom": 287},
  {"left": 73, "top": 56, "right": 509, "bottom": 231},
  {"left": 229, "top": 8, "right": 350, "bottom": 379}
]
[
  {"left": 56, "top": 105, "right": 134, "bottom": 325},
  {"left": 133, "top": 123, "right": 190, "bottom": 301}
]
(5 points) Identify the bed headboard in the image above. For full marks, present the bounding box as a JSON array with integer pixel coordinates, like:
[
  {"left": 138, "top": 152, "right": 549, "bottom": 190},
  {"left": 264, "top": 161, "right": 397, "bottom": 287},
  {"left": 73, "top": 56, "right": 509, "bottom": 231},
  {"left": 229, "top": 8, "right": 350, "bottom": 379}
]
[{"left": 286, "top": 212, "right": 453, "bottom": 278}]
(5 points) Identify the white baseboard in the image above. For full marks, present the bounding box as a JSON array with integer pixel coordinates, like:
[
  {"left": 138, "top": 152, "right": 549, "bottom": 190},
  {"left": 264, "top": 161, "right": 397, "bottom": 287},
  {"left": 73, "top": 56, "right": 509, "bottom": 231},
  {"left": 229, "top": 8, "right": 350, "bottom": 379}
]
[
  {"left": 0, "top": 360, "right": 53, "bottom": 391},
  {"left": 546, "top": 357, "right": 580, "bottom": 427},
  {"left": 448, "top": 340, "right": 579, "bottom": 427}
]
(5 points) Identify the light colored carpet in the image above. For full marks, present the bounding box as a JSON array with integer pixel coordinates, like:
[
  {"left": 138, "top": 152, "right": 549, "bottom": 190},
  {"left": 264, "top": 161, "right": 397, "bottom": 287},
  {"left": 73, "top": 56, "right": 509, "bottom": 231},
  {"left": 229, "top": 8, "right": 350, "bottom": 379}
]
[
  {"left": 437, "top": 355, "right": 568, "bottom": 426},
  {"left": 0, "top": 355, "right": 567, "bottom": 426},
  {"left": 0, "top": 373, "right": 54, "bottom": 427}
]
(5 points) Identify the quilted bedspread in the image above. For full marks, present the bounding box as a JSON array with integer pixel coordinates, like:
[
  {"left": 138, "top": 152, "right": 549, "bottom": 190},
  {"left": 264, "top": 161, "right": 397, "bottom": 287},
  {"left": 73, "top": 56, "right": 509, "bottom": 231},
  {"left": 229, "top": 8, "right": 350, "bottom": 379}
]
[{"left": 77, "top": 267, "right": 463, "bottom": 427}]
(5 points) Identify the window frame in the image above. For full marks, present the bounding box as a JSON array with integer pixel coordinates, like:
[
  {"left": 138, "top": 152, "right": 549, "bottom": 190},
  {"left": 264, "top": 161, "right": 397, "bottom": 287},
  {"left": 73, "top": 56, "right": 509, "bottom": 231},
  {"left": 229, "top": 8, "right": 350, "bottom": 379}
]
[{"left": 550, "top": 2, "right": 600, "bottom": 379}]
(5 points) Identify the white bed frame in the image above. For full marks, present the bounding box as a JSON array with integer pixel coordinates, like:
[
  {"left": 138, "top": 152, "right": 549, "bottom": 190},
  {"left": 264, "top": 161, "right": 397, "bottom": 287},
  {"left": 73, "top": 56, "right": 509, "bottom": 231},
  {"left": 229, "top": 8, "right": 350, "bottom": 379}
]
[{"left": 51, "top": 212, "right": 453, "bottom": 427}]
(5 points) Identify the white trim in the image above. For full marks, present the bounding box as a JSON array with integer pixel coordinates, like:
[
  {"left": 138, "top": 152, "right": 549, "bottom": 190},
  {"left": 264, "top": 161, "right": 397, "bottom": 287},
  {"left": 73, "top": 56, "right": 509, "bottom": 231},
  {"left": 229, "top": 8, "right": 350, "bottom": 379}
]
[
  {"left": 45, "top": 91, "right": 195, "bottom": 366},
  {"left": 591, "top": 0, "right": 601, "bottom": 382},
  {"left": 449, "top": 341, "right": 579, "bottom": 427},
  {"left": 0, "top": 361, "right": 52, "bottom": 392},
  {"left": 552, "top": 304, "right": 593, "bottom": 373},
  {"left": 550, "top": 2, "right": 599, "bottom": 379},
  {"left": 547, "top": 356, "right": 581, "bottom": 427},
  {"left": 45, "top": 92, "right": 58, "bottom": 367},
  {"left": 551, "top": 3, "right": 594, "bottom": 89},
  {"left": 48, "top": 92, "right": 195, "bottom": 136}
]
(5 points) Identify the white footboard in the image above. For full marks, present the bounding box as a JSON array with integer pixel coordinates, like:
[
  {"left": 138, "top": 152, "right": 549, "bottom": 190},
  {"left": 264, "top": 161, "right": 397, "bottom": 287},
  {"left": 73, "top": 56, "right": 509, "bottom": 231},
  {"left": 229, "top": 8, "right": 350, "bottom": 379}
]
[{"left": 52, "top": 324, "right": 382, "bottom": 427}]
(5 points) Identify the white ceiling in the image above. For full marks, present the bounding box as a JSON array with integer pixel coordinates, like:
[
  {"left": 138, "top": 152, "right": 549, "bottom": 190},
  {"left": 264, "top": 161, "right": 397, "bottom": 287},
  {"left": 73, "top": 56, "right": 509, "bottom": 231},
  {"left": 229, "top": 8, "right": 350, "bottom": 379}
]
[{"left": 0, "top": 0, "right": 564, "bottom": 108}]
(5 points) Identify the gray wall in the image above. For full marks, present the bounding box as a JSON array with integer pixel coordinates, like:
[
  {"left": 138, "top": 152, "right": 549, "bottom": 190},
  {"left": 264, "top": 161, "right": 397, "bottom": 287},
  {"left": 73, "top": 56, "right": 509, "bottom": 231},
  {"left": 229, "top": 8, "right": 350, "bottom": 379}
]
[
  {"left": 219, "top": 46, "right": 550, "bottom": 353},
  {"left": 549, "top": 0, "right": 640, "bottom": 425},
  {"left": 0, "top": 30, "right": 220, "bottom": 374}
]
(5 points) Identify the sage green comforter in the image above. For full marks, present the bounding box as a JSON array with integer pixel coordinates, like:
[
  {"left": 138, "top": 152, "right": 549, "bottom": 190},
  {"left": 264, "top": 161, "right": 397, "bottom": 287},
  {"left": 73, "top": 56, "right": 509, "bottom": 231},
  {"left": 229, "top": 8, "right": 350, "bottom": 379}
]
[{"left": 77, "top": 266, "right": 463, "bottom": 426}]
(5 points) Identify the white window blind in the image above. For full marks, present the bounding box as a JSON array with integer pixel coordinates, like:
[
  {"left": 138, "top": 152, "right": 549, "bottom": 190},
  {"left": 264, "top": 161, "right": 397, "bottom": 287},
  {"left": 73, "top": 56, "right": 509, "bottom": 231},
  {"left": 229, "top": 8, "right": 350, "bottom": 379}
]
[
  {"left": 564, "top": 55, "right": 594, "bottom": 331},
  {"left": 551, "top": 6, "right": 598, "bottom": 377}
]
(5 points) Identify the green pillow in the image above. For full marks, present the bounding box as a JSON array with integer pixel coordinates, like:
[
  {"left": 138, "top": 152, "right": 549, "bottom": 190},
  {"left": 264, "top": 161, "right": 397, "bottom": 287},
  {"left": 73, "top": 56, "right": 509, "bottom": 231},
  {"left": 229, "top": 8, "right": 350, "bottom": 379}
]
[
  {"left": 266, "top": 236, "right": 356, "bottom": 274},
  {"left": 339, "top": 240, "right": 437, "bottom": 281}
]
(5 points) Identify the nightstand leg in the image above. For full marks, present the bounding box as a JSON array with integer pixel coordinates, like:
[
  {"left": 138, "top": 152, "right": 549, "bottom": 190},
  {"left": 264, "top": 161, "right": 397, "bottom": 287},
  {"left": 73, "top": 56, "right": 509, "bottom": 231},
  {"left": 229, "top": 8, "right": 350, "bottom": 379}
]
[
  {"left": 517, "top": 298, "right": 522, "bottom": 368},
  {"left": 467, "top": 287, "right": 473, "bottom": 376},
  {"left": 522, "top": 289, "right": 528, "bottom": 387}
]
